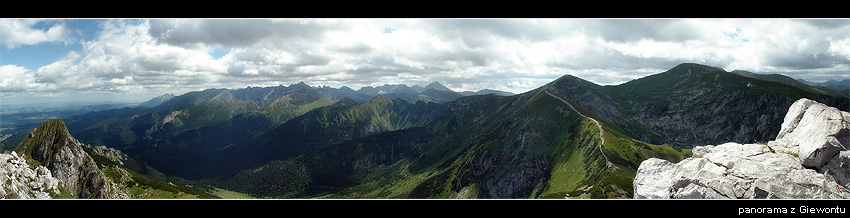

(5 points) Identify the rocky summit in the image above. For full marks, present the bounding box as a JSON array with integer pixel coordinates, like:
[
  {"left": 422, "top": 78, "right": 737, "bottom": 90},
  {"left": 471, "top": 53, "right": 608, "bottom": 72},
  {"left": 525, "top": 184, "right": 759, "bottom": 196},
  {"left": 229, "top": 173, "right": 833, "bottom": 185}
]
[
  {"left": 12, "top": 119, "right": 129, "bottom": 199},
  {"left": 634, "top": 98, "right": 850, "bottom": 199}
]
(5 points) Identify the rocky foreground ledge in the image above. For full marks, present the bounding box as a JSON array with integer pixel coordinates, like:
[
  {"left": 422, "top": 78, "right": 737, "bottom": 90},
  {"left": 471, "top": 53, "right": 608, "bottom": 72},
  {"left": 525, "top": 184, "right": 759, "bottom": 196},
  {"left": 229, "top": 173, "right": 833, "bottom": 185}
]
[
  {"left": 1, "top": 151, "right": 61, "bottom": 199},
  {"left": 634, "top": 98, "right": 849, "bottom": 199}
]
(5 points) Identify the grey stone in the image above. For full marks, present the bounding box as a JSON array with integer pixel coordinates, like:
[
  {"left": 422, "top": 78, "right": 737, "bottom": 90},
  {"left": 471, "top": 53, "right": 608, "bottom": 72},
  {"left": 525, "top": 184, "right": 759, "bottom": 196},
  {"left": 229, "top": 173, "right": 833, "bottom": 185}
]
[
  {"left": 633, "top": 158, "right": 680, "bottom": 199},
  {"left": 773, "top": 98, "right": 849, "bottom": 169},
  {"left": 0, "top": 152, "right": 60, "bottom": 199},
  {"left": 634, "top": 98, "right": 850, "bottom": 199}
]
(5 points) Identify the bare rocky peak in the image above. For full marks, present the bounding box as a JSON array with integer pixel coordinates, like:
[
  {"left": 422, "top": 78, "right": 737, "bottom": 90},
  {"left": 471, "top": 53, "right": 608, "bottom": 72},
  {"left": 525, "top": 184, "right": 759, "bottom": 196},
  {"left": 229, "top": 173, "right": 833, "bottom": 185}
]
[
  {"left": 634, "top": 98, "right": 850, "bottom": 199},
  {"left": 14, "top": 119, "right": 129, "bottom": 199}
]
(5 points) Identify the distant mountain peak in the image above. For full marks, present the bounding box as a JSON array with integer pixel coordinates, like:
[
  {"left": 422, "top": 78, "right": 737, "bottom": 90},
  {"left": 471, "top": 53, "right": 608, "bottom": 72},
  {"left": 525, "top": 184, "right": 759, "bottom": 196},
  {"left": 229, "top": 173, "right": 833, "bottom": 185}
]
[
  {"left": 662, "top": 63, "right": 728, "bottom": 76},
  {"left": 424, "top": 81, "right": 452, "bottom": 91},
  {"left": 291, "top": 81, "right": 311, "bottom": 88},
  {"left": 824, "top": 79, "right": 850, "bottom": 85},
  {"left": 138, "top": 93, "right": 176, "bottom": 108},
  {"left": 427, "top": 81, "right": 443, "bottom": 86},
  {"left": 368, "top": 94, "right": 391, "bottom": 102}
]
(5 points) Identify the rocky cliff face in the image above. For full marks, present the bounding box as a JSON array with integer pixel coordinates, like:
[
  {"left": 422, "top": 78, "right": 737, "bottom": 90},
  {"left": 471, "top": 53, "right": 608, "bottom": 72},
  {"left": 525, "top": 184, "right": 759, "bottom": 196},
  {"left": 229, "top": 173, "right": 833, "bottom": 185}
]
[
  {"left": 13, "top": 119, "right": 129, "bottom": 199},
  {"left": 634, "top": 98, "right": 849, "bottom": 199}
]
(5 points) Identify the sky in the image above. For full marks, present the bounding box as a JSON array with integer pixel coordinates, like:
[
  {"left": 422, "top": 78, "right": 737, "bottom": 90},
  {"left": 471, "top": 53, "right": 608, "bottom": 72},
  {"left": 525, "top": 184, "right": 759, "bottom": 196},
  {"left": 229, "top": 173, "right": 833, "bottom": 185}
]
[{"left": 1, "top": 18, "right": 849, "bottom": 106}]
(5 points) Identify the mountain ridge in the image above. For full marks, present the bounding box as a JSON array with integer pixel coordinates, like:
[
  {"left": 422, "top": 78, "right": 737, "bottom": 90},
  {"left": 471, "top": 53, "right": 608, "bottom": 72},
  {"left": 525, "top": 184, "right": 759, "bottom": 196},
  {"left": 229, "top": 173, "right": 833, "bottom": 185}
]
[
  {"left": 9, "top": 62, "right": 847, "bottom": 199},
  {"left": 138, "top": 93, "right": 176, "bottom": 108},
  {"left": 730, "top": 70, "right": 848, "bottom": 98},
  {"left": 172, "top": 94, "right": 443, "bottom": 179},
  {"left": 574, "top": 63, "right": 850, "bottom": 147}
]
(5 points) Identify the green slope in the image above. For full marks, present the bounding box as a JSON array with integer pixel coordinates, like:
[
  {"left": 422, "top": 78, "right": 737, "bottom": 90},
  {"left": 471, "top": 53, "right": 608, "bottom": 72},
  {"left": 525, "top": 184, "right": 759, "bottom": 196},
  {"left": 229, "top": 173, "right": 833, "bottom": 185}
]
[
  {"left": 212, "top": 80, "right": 689, "bottom": 199},
  {"left": 213, "top": 63, "right": 839, "bottom": 198},
  {"left": 59, "top": 86, "right": 339, "bottom": 183},
  {"left": 564, "top": 63, "right": 849, "bottom": 146},
  {"left": 149, "top": 95, "right": 441, "bottom": 180},
  {"left": 408, "top": 83, "right": 687, "bottom": 199},
  {"left": 56, "top": 63, "right": 840, "bottom": 199}
]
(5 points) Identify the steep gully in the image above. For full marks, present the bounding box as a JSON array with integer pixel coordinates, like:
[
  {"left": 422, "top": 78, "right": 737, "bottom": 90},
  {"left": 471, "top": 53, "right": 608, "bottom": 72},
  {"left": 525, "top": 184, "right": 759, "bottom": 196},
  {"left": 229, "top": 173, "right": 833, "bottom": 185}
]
[{"left": 544, "top": 90, "right": 613, "bottom": 168}]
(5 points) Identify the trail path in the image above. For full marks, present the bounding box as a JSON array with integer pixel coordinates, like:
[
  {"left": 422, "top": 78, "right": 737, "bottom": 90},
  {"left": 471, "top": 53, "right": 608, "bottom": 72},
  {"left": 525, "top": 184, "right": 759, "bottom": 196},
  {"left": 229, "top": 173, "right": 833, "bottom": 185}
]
[{"left": 545, "top": 89, "right": 613, "bottom": 168}]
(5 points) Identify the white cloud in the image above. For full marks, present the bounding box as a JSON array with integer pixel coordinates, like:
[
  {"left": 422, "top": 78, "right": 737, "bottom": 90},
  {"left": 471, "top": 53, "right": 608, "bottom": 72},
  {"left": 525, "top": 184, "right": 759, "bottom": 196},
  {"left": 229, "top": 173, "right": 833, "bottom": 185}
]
[
  {"left": 3, "top": 20, "right": 229, "bottom": 99},
  {"left": 0, "top": 65, "right": 41, "bottom": 93},
  {"left": 0, "top": 19, "right": 73, "bottom": 50},
  {"left": 2, "top": 18, "right": 848, "bottom": 105}
]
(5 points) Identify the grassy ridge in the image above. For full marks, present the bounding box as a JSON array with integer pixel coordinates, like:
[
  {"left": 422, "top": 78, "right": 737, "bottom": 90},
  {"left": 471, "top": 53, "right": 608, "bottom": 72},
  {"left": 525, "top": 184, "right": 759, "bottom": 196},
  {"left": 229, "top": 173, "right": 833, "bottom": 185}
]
[
  {"left": 218, "top": 83, "right": 690, "bottom": 199},
  {"left": 601, "top": 63, "right": 849, "bottom": 146},
  {"left": 62, "top": 64, "right": 791, "bottom": 199}
]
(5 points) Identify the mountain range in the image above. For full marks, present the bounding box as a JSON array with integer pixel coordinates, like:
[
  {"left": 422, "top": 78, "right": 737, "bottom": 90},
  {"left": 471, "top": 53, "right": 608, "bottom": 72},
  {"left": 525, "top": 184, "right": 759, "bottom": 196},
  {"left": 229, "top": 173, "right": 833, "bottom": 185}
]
[
  {"left": 798, "top": 78, "right": 850, "bottom": 95},
  {"left": 1, "top": 63, "right": 848, "bottom": 199}
]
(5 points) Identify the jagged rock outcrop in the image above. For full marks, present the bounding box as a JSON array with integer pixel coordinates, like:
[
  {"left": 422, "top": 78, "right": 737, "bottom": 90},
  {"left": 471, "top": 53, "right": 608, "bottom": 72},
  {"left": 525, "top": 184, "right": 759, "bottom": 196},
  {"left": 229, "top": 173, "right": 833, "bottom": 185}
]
[
  {"left": 769, "top": 98, "right": 850, "bottom": 169},
  {"left": 1, "top": 151, "right": 61, "bottom": 199},
  {"left": 14, "top": 119, "right": 129, "bottom": 199},
  {"left": 634, "top": 98, "right": 850, "bottom": 199}
]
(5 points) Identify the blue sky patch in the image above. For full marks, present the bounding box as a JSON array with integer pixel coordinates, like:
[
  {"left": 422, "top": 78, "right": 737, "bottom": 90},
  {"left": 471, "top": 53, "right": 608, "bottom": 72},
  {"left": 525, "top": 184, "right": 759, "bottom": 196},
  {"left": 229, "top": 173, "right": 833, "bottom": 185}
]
[
  {"left": 723, "top": 27, "right": 749, "bottom": 42},
  {"left": 1, "top": 19, "right": 99, "bottom": 70},
  {"left": 209, "top": 48, "right": 230, "bottom": 59}
]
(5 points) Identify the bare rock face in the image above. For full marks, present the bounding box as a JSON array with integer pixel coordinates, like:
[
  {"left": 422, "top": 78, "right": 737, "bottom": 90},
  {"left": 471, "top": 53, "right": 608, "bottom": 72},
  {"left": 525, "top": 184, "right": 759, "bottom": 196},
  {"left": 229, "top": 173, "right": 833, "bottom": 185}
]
[
  {"left": 633, "top": 158, "right": 681, "bottom": 199},
  {"left": 634, "top": 98, "right": 850, "bottom": 199},
  {"left": 1, "top": 151, "right": 61, "bottom": 199},
  {"left": 770, "top": 98, "right": 850, "bottom": 169},
  {"left": 14, "top": 119, "right": 129, "bottom": 199}
]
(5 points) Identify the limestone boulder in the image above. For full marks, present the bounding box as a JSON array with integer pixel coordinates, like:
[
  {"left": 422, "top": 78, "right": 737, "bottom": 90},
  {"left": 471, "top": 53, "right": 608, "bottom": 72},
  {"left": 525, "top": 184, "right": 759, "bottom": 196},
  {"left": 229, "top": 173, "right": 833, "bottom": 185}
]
[
  {"left": 634, "top": 98, "right": 850, "bottom": 199},
  {"left": 773, "top": 98, "right": 849, "bottom": 169}
]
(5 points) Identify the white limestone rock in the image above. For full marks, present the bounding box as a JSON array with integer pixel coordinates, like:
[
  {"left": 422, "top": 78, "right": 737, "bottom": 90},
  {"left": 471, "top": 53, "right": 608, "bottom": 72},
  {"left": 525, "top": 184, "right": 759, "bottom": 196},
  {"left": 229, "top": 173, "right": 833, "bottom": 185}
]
[
  {"left": 0, "top": 152, "right": 60, "bottom": 199},
  {"left": 633, "top": 158, "right": 681, "bottom": 199},
  {"left": 634, "top": 98, "right": 850, "bottom": 199},
  {"left": 635, "top": 143, "right": 848, "bottom": 199},
  {"left": 773, "top": 98, "right": 849, "bottom": 169}
]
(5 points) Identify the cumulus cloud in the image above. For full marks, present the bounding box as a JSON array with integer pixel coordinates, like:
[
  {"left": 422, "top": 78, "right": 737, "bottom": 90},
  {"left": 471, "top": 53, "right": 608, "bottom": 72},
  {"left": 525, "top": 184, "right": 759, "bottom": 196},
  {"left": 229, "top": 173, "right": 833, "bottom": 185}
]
[
  {"left": 2, "top": 20, "right": 227, "bottom": 98},
  {"left": 1, "top": 18, "right": 848, "bottom": 104},
  {"left": 583, "top": 19, "right": 706, "bottom": 43},
  {"left": 0, "top": 19, "right": 73, "bottom": 50},
  {"left": 148, "top": 19, "right": 332, "bottom": 49},
  {"left": 0, "top": 65, "right": 41, "bottom": 93}
]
